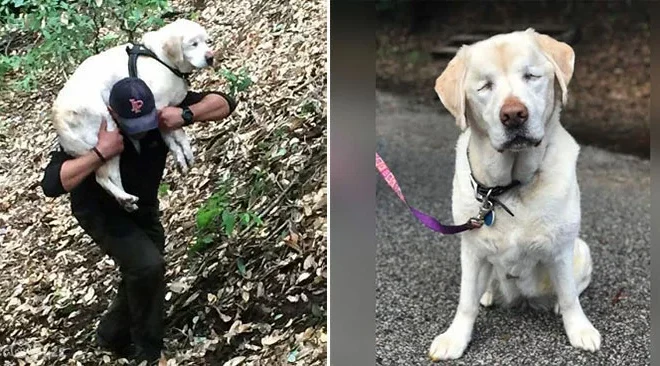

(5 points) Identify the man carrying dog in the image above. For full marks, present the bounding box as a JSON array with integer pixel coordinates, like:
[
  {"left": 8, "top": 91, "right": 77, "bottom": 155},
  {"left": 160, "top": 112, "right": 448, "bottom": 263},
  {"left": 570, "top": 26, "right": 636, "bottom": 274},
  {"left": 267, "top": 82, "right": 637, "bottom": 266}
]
[{"left": 41, "top": 77, "right": 235, "bottom": 365}]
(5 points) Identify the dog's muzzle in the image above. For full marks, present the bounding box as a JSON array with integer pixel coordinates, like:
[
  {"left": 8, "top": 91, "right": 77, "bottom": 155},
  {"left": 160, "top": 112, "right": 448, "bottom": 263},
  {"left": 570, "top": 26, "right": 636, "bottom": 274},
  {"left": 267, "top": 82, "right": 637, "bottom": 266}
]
[{"left": 501, "top": 134, "right": 542, "bottom": 151}]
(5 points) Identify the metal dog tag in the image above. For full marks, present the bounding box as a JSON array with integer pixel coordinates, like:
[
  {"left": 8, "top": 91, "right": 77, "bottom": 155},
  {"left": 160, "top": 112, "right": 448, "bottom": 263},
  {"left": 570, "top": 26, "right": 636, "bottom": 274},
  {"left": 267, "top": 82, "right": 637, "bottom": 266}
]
[
  {"left": 484, "top": 210, "right": 495, "bottom": 226},
  {"left": 476, "top": 200, "right": 494, "bottom": 227}
]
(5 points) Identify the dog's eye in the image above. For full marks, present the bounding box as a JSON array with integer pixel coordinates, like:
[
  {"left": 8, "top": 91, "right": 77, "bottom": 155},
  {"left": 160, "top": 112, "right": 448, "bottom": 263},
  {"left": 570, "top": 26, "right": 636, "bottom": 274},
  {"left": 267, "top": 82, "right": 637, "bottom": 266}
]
[
  {"left": 478, "top": 81, "right": 493, "bottom": 91},
  {"left": 192, "top": 42, "right": 198, "bottom": 47},
  {"left": 523, "top": 73, "right": 540, "bottom": 81}
]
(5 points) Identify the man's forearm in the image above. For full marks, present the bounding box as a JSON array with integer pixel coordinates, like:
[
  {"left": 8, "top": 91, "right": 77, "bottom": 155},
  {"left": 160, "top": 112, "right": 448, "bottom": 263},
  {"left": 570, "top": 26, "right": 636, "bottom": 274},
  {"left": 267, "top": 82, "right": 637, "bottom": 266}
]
[
  {"left": 60, "top": 150, "right": 105, "bottom": 192},
  {"left": 189, "top": 94, "right": 231, "bottom": 122}
]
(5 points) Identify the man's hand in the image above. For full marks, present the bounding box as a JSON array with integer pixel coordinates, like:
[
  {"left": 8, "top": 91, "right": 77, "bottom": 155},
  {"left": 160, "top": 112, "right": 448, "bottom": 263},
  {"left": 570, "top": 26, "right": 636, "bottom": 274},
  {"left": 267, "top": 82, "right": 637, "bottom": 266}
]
[
  {"left": 95, "top": 118, "right": 124, "bottom": 159},
  {"left": 56, "top": 119, "right": 123, "bottom": 193},
  {"left": 158, "top": 106, "right": 184, "bottom": 131}
]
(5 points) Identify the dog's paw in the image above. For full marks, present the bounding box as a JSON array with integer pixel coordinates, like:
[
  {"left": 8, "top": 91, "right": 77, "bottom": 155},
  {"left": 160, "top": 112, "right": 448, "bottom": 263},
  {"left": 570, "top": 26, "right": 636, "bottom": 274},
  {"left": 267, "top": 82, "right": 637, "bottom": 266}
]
[
  {"left": 480, "top": 290, "right": 494, "bottom": 307},
  {"left": 183, "top": 148, "right": 194, "bottom": 167},
  {"left": 173, "top": 154, "right": 190, "bottom": 174},
  {"left": 173, "top": 158, "right": 189, "bottom": 174},
  {"left": 428, "top": 330, "right": 470, "bottom": 361},
  {"left": 117, "top": 194, "right": 139, "bottom": 212},
  {"left": 566, "top": 323, "right": 601, "bottom": 352},
  {"left": 184, "top": 155, "right": 194, "bottom": 168}
]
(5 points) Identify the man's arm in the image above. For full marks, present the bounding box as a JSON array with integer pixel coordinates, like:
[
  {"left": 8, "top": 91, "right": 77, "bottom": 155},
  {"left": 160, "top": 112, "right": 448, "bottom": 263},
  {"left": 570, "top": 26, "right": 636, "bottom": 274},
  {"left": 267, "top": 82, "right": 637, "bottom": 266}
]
[
  {"left": 42, "top": 149, "right": 75, "bottom": 198},
  {"left": 158, "top": 91, "right": 237, "bottom": 130},
  {"left": 58, "top": 151, "right": 107, "bottom": 192},
  {"left": 187, "top": 93, "right": 232, "bottom": 122},
  {"left": 41, "top": 119, "right": 125, "bottom": 197}
]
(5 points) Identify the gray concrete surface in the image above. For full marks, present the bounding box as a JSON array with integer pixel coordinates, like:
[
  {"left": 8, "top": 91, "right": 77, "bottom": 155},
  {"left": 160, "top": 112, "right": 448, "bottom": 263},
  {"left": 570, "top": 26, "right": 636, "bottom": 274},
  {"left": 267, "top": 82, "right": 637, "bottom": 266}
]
[{"left": 375, "top": 91, "right": 650, "bottom": 365}]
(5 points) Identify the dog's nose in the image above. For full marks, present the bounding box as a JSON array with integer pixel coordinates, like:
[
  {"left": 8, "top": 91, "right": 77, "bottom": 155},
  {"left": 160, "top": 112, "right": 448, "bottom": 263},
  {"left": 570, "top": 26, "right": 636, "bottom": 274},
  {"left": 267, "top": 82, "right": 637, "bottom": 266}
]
[
  {"left": 205, "top": 51, "right": 214, "bottom": 66},
  {"left": 499, "top": 98, "right": 529, "bottom": 128}
]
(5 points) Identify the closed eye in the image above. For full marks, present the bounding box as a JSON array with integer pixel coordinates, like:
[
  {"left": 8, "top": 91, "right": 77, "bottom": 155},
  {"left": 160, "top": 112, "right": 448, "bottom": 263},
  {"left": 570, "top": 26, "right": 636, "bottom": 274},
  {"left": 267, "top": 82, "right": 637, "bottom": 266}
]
[
  {"left": 523, "top": 73, "right": 540, "bottom": 81},
  {"left": 478, "top": 81, "right": 493, "bottom": 91}
]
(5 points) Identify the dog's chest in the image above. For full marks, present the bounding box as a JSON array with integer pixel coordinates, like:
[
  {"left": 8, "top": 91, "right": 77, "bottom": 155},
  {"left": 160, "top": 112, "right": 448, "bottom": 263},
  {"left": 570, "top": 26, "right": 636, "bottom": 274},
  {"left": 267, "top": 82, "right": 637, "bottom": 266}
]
[
  {"left": 463, "top": 199, "right": 556, "bottom": 275},
  {"left": 484, "top": 239, "right": 544, "bottom": 279}
]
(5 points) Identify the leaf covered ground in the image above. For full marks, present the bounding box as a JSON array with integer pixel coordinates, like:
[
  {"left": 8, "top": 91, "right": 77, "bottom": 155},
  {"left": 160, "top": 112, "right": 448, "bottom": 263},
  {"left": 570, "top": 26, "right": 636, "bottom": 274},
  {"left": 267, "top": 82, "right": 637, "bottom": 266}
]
[{"left": 0, "top": 0, "right": 327, "bottom": 365}]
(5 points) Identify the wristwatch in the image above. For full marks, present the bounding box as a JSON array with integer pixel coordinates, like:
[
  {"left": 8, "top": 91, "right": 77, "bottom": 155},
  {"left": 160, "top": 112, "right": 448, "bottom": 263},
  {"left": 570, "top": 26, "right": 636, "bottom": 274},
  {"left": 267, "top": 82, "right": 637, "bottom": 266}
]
[{"left": 181, "top": 107, "right": 194, "bottom": 124}]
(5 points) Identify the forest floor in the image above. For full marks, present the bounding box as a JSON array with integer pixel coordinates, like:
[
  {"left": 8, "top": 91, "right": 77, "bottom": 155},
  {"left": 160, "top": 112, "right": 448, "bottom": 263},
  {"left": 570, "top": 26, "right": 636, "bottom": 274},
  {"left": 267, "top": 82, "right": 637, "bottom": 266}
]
[{"left": 0, "top": 0, "right": 327, "bottom": 365}]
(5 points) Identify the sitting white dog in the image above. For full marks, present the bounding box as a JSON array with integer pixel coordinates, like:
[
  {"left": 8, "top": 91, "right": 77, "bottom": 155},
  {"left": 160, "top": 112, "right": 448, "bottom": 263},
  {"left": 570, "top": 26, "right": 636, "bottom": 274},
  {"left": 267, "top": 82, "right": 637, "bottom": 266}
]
[
  {"left": 428, "top": 28, "right": 601, "bottom": 360},
  {"left": 51, "top": 19, "right": 214, "bottom": 211}
]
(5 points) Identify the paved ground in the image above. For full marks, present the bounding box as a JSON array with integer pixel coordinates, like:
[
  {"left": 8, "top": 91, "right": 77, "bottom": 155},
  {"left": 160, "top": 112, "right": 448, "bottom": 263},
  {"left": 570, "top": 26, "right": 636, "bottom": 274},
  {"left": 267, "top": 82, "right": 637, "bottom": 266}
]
[{"left": 375, "top": 91, "right": 650, "bottom": 365}]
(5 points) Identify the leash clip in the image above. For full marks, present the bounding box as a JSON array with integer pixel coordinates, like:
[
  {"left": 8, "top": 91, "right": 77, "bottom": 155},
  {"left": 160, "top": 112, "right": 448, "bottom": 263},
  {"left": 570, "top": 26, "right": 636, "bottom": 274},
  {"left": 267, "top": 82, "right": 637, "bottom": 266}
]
[{"left": 470, "top": 189, "right": 495, "bottom": 227}]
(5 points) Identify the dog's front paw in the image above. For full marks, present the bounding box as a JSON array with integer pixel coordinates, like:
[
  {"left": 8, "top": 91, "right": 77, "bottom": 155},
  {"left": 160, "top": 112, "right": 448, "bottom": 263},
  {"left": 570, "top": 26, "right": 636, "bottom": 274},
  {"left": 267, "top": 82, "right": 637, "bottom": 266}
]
[
  {"left": 173, "top": 152, "right": 190, "bottom": 174},
  {"left": 182, "top": 147, "right": 194, "bottom": 168},
  {"left": 118, "top": 194, "right": 139, "bottom": 212},
  {"left": 566, "top": 322, "right": 601, "bottom": 352},
  {"left": 480, "top": 290, "right": 494, "bottom": 307},
  {"left": 177, "top": 161, "right": 190, "bottom": 174},
  {"left": 428, "top": 330, "right": 470, "bottom": 361}
]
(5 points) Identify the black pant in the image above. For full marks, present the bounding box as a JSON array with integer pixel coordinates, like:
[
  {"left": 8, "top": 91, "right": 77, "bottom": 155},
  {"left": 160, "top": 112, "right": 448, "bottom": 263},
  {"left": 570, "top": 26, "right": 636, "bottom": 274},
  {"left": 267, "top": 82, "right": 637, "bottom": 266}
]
[{"left": 74, "top": 204, "right": 165, "bottom": 361}]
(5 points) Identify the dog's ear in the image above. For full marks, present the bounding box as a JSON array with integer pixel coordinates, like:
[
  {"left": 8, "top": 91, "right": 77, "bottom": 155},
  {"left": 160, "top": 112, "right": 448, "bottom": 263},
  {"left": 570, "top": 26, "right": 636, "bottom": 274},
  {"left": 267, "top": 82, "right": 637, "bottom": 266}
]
[
  {"left": 163, "top": 34, "right": 185, "bottom": 67},
  {"left": 532, "top": 31, "right": 575, "bottom": 105},
  {"left": 434, "top": 46, "right": 468, "bottom": 130}
]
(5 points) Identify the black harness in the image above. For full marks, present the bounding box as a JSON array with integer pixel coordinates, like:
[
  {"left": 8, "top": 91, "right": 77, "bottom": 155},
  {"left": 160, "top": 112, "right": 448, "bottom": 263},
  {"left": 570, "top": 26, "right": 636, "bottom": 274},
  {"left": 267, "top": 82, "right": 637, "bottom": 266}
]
[{"left": 125, "top": 44, "right": 191, "bottom": 84}]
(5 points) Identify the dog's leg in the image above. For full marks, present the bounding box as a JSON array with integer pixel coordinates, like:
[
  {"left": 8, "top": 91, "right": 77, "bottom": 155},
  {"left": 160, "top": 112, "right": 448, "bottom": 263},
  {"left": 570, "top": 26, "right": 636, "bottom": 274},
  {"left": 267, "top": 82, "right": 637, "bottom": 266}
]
[
  {"left": 479, "top": 273, "right": 496, "bottom": 307},
  {"left": 554, "top": 237, "right": 593, "bottom": 315},
  {"left": 429, "top": 244, "right": 491, "bottom": 360},
  {"left": 547, "top": 240, "right": 601, "bottom": 352},
  {"left": 95, "top": 156, "right": 139, "bottom": 212},
  {"left": 573, "top": 238, "right": 593, "bottom": 295},
  {"left": 170, "top": 129, "right": 194, "bottom": 167},
  {"left": 160, "top": 130, "right": 190, "bottom": 173}
]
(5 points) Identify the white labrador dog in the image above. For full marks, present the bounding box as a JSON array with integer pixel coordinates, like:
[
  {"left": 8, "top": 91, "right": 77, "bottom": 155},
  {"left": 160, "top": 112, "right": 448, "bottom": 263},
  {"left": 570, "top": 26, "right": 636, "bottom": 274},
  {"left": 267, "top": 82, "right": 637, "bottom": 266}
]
[
  {"left": 51, "top": 19, "right": 213, "bottom": 211},
  {"left": 428, "top": 29, "right": 601, "bottom": 360}
]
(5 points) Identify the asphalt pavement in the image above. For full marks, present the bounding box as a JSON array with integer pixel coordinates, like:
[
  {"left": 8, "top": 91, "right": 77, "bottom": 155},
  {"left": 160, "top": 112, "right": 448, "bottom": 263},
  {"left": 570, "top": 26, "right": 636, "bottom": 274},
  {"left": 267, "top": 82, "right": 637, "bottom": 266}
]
[{"left": 375, "top": 91, "right": 650, "bottom": 366}]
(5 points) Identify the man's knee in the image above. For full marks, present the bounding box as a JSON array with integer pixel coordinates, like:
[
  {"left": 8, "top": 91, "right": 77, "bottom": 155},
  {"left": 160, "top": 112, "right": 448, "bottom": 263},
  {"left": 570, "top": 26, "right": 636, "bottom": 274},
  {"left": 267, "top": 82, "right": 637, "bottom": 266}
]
[{"left": 123, "top": 254, "right": 165, "bottom": 282}]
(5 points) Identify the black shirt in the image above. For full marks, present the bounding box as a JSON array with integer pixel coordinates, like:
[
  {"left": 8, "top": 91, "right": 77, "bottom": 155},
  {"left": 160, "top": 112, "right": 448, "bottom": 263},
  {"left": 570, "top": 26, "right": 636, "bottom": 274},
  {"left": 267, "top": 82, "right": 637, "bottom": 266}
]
[{"left": 41, "top": 90, "right": 236, "bottom": 214}]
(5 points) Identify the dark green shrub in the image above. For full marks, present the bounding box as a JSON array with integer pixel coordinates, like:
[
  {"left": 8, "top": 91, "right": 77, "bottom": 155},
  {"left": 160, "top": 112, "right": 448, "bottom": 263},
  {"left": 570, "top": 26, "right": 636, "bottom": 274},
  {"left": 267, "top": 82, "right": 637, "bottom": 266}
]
[{"left": 0, "top": 0, "right": 170, "bottom": 90}]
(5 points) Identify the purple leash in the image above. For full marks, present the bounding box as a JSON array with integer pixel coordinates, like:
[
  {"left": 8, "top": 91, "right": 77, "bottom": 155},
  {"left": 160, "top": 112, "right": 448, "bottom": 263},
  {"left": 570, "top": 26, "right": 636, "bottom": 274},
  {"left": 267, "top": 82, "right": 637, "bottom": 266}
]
[{"left": 376, "top": 153, "right": 480, "bottom": 235}]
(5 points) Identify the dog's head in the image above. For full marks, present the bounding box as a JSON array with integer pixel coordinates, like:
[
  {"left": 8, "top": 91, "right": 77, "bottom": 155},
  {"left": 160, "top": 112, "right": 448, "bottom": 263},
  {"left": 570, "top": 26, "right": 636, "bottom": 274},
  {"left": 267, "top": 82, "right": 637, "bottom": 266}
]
[
  {"left": 434, "top": 29, "right": 575, "bottom": 152},
  {"left": 143, "top": 19, "right": 214, "bottom": 73}
]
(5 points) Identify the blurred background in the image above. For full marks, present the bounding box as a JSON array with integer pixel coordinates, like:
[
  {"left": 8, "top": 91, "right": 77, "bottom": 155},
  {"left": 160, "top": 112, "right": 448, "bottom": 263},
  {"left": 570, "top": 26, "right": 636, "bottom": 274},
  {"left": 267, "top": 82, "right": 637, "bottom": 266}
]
[{"left": 376, "top": 0, "right": 649, "bottom": 158}]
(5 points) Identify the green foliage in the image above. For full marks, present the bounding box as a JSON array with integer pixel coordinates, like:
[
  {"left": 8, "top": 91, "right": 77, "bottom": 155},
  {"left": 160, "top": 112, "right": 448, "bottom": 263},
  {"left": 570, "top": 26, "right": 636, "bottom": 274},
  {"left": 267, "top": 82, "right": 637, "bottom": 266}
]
[
  {"left": 158, "top": 183, "right": 170, "bottom": 197},
  {"left": 375, "top": 0, "right": 398, "bottom": 12},
  {"left": 0, "top": 0, "right": 171, "bottom": 90},
  {"left": 219, "top": 67, "right": 253, "bottom": 98},
  {"left": 406, "top": 50, "right": 430, "bottom": 65},
  {"left": 236, "top": 258, "right": 246, "bottom": 276},
  {"left": 248, "top": 167, "right": 268, "bottom": 200},
  {"left": 375, "top": 0, "right": 416, "bottom": 23},
  {"left": 295, "top": 99, "right": 321, "bottom": 119},
  {"left": 190, "top": 181, "right": 263, "bottom": 255}
]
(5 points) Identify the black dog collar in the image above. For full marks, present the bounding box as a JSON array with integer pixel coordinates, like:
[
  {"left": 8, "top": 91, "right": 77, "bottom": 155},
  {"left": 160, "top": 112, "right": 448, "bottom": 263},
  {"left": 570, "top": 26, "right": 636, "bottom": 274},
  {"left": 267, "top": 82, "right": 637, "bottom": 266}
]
[{"left": 467, "top": 147, "right": 520, "bottom": 217}]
